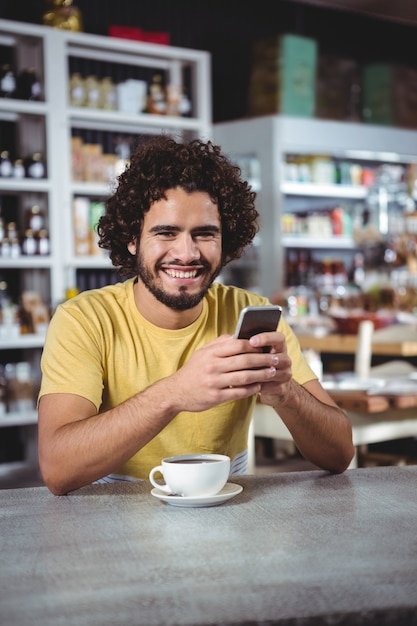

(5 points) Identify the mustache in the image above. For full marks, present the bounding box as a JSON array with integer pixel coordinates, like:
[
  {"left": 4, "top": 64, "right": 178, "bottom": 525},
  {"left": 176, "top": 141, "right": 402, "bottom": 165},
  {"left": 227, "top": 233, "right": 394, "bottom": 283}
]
[{"left": 156, "top": 260, "right": 211, "bottom": 270}]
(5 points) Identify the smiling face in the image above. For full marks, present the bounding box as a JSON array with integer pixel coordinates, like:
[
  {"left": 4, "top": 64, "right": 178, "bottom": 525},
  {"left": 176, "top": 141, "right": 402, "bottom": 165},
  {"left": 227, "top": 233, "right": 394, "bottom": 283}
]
[{"left": 128, "top": 187, "right": 223, "bottom": 317}]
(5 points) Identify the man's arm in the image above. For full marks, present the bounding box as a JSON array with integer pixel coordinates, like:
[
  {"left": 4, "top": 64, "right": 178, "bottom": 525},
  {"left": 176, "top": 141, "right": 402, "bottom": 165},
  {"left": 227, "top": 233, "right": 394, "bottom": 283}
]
[
  {"left": 38, "top": 332, "right": 354, "bottom": 495},
  {"left": 38, "top": 385, "right": 179, "bottom": 496},
  {"left": 266, "top": 378, "right": 354, "bottom": 473},
  {"left": 38, "top": 334, "right": 275, "bottom": 495},
  {"left": 252, "top": 332, "right": 355, "bottom": 473}
]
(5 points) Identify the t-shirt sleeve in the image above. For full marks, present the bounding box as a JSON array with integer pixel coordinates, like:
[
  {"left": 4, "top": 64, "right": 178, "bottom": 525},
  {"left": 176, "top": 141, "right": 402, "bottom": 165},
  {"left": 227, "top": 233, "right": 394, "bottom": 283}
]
[{"left": 38, "top": 303, "right": 104, "bottom": 411}]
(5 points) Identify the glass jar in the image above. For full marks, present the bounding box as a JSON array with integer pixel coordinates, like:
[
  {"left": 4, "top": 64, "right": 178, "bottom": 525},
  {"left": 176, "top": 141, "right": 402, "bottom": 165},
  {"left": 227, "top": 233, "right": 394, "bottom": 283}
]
[
  {"left": 0, "top": 64, "right": 16, "bottom": 98},
  {"left": 25, "top": 153, "right": 45, "bottom": 179},
  {"left": 84, "top": 75, "right": 100, "bottom": 109},
  {"left": 99, "top": 76, "right": 117, "bottom": 110},
  {"left": 69, "top": 72, "right": 85, "bottom": 107},
  {"left": 0, "top": 151, "right": 13, "bottom": 177}
]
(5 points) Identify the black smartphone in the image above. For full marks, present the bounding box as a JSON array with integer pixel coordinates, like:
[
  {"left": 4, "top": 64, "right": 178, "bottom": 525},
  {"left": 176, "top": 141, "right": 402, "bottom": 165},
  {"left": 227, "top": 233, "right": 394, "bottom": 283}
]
[{"left": 233, "top": 305, "right": 282, "bottom": 352}]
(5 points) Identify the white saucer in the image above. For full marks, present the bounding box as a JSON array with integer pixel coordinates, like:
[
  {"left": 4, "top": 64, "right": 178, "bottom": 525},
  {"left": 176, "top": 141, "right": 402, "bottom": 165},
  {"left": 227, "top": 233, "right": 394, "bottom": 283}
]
[{"left": 150, "top": 482, "right": 243, "bottom": 508}]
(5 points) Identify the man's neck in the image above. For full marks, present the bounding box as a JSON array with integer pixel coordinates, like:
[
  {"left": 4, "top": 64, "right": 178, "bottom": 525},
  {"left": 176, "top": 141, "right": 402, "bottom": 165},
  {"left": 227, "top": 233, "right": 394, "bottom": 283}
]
[{"left": 132, "top": 279, "right": 204, "bottom": 330}]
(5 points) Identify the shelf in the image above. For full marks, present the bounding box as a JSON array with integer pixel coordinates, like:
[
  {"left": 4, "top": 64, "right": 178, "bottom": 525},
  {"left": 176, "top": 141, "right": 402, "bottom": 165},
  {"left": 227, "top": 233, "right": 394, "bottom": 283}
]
[
  {"left": 0, "top": 409, "right": 37, "bottom": 427},
  {"left": 71, "top": 182, "right": 114, "bottom": 197},
  {"left": 214, "top": 116, "right": 417, "bottom": 298},
  {"left": 0, "top": 98, "right": 48, "bottom": 117},
  {"left": 0, "top": 256, "right": 53, "bottom": 269},
  {"left": 282, "top": 235, "right": 355, "bottom": 249},
  {"left": 281, "top": 181, "right": 368, "bottom": 199},
  {"left": 0, "top": 178, "right": 51, "bottom": 193},
  {"left": 67, "top": 255, "right": 113, "bottom": 269},
  {"left": 0, "top": 333, "right": 46, "bottom": 349},
  {"left": 69, "top": 108, "right": 205, "bottom": 133},
  {"left": 0, "top": 17, "right": 213, "bottom": 482}
]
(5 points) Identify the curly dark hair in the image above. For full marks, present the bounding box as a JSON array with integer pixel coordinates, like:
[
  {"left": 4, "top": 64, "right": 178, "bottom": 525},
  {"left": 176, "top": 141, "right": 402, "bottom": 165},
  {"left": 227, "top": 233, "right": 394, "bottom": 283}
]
[{"left": 97, "top": 134, "right": 259, "bottom": 277}]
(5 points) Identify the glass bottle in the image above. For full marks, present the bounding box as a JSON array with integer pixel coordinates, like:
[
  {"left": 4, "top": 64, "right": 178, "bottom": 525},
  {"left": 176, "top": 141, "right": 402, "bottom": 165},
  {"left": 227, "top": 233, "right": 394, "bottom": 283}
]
[
  {"left": 37, "top": 229, "right": 50, "bottom": 255},
  {"left": 13, "top": 159, "right": 25, "bottom": 178},
  {"left": 25, "top": 204, "right": 45, "bottom": 233},
  {"left": 6, "top": 222, "right": 18, "bottom": 242},
  {"left": 179, "top": 88, "right": 192, "bottom": 117},
  {"left": 0, "top": 64, "right": 16, "bottom": 98},
  {"left": 22, "top": 229, "right": 37, "bottom": 256},
  {"left": 84, "top": 75, "right": 100, "bottom": 108},
  {"left": 166, "top": 84, "right": 180, "bottom": 116},
  {"left": 146, "top": 74, "right": 167, "bottom": 115},
  {"left": 99, "top": 76, "right": 117, "bottom": 110},
  {"left": 69, "top": 72, "right": 86, "bottom": 107},
  {"left": 10, "top": 238, "right": 21, "bottom": 258},
  {"left": 1, "top": 237, "right": 10, "bottom": 258},
  {"left": 0, "top": 151, "right": 13, "bottom": 177},
  {"left": 25, "top": 153, "right": 45, "bottom": 179}
]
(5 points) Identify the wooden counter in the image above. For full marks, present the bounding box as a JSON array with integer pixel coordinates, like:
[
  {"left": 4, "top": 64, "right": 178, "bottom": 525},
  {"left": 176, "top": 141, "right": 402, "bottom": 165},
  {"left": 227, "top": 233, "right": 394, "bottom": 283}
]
[{"left": 297, "top": 323, "right": 417, "bottom": 357}]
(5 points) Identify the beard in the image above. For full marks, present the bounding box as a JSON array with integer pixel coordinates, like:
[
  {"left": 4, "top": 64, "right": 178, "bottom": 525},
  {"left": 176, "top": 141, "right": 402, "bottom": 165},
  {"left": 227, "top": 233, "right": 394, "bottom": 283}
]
[{"left": 137, "top": 256, "right": 222, "bottom": 312}]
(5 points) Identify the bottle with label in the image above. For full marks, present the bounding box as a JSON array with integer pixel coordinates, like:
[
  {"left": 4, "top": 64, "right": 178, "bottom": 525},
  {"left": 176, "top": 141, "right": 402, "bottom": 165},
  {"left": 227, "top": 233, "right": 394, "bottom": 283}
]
[
  {"left": 25, "top": 153, "right": 45, "bottom": 179},
  {"left": 37, "top": 229, "right": 50, "bottom": 255},
  {"left": 166, "top": 84, "right": 180, "bottom": 116},
  {"left": 0, "top": 151, "right": 13, "bottom": 177},
  {"left": 84, "top": 75, "right": 100, "bottom": 108},
  {"left": 6, "top": 222, "right": 18, "bottom": 242},
  {"left": 22, "top": 229, "right": 37, "bottom": 256},
  {"left": 69, "top": 72, "right": 86, "bottom": 106},
  {"left": 146, "top": 74, "right": 167, "bottom": 115},
  {"left": 99, "top": 76, "right": 117, "bottom": 110},
  {"left": 0, "top": 237, "right": 10, "bottom": 258},
  {"left": 6, "top": 361, "right": 34, "bottom": 412},
  {"left": 0, "top": 64, "right": 16, "bottom": 98},
  {"left": 25, "top": 204, "right": 46, "bottom": 233},
  {"left": 13, "top": 159, "right": 25, "bottom": 178},
  {"left": 179, "top": 89, "right": 192, "bottom": 117},
  {"left": 10, "top": 237, "right": 21, "bottom": 258}
]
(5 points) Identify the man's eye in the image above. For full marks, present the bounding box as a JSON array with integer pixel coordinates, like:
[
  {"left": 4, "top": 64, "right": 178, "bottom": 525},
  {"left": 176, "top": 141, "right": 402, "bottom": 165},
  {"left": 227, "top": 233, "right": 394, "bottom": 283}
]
[
  {"left": 157, "top": 231, "right": 175, "bottom": 238},
  {"left": 195, "top": 232, "right": 216, "bottom": 239}
]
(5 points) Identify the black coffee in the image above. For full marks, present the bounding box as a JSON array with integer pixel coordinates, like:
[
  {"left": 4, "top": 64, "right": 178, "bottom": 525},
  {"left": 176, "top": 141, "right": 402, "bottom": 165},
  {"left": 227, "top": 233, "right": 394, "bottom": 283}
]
[{"left": 169, "top": 459, "right": 221, "bottom": 464}]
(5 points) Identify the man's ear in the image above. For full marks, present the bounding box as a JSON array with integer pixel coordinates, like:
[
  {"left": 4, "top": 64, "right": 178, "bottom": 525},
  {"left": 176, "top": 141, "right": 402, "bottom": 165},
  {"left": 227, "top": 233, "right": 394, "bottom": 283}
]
[{"left": 127, "top": 240, "right": 136, "bottom": 255}]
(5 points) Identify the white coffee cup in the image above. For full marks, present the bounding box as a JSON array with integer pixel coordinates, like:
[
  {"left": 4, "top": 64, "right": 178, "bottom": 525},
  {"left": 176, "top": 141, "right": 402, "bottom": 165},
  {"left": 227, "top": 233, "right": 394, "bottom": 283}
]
[{"left": 149, "top": 453, "right": 230, "bottom": 497}]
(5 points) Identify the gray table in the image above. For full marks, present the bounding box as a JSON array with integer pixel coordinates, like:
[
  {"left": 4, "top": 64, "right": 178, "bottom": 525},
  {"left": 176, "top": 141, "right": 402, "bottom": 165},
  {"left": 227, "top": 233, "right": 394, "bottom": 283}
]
[{"left": 1, "top": 467, "right": 417, "bottom": 626}]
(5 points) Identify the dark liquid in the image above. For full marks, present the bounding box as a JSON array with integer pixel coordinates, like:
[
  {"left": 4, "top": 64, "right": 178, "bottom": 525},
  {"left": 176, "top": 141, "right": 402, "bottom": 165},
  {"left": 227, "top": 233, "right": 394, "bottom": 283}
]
[{"left": 169, "top": 459, "right": 221, "bottom": 464}]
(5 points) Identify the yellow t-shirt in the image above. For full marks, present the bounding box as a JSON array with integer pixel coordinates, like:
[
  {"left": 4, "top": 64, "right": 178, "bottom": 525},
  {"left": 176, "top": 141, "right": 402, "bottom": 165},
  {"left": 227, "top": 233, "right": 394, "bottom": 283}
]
[{"left": 39, "top": 278, "right": 316, "bottom": 479}]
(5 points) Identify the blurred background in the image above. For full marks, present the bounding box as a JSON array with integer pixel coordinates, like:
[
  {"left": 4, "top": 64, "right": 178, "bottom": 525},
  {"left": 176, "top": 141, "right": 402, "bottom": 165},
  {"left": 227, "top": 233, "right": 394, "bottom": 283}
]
[{"left": 1, "top": 0, "right": 417, "bottom": 123}]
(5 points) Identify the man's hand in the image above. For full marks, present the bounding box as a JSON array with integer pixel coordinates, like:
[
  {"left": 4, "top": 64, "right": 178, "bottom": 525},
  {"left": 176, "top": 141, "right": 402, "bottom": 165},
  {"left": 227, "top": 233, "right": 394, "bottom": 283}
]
[{"left": 167, "top": 332, "right": 286, "bottom": 414}]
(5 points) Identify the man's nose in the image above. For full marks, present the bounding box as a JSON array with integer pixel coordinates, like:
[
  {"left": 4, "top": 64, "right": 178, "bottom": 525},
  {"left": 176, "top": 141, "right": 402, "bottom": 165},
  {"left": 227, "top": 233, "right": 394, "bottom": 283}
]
[{"left": 172, "top": 234, "right": 200, "bottom": 260}]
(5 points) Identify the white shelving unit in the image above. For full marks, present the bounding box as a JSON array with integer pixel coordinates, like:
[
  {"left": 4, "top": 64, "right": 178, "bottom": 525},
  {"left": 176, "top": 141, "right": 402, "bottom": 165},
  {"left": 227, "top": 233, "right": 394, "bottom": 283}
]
[
  {"left": 214, "top": 115, "right": 417, "bottom": 299},
  {"left": 0, "top": 18, "right": 212, "bottom": 483}
]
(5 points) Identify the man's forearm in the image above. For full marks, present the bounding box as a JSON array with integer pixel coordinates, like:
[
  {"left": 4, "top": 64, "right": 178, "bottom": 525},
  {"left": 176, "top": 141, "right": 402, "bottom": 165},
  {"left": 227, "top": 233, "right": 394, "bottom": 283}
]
[{"left": 271, "top": 380, "right": 354, "bottom": 473}]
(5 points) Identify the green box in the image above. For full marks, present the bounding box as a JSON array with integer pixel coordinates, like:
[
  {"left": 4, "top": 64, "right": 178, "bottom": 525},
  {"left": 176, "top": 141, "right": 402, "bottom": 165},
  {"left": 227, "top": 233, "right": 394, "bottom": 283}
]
[
  {"left": 362, "top": 64, "right": 417, "bottom": 128},
  {"left": 362, "top": 64, "right": 394, "bottom": 125},
  {"left": 248, "top": 34, "right": 317, "bottom": 117}
]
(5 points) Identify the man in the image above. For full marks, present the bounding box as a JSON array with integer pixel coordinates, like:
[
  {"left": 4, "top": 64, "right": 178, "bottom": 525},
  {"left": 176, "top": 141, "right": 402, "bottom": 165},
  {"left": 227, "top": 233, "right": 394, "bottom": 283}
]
[{"left": 38, "top": 135, "right": 354, "bottom": 495}]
